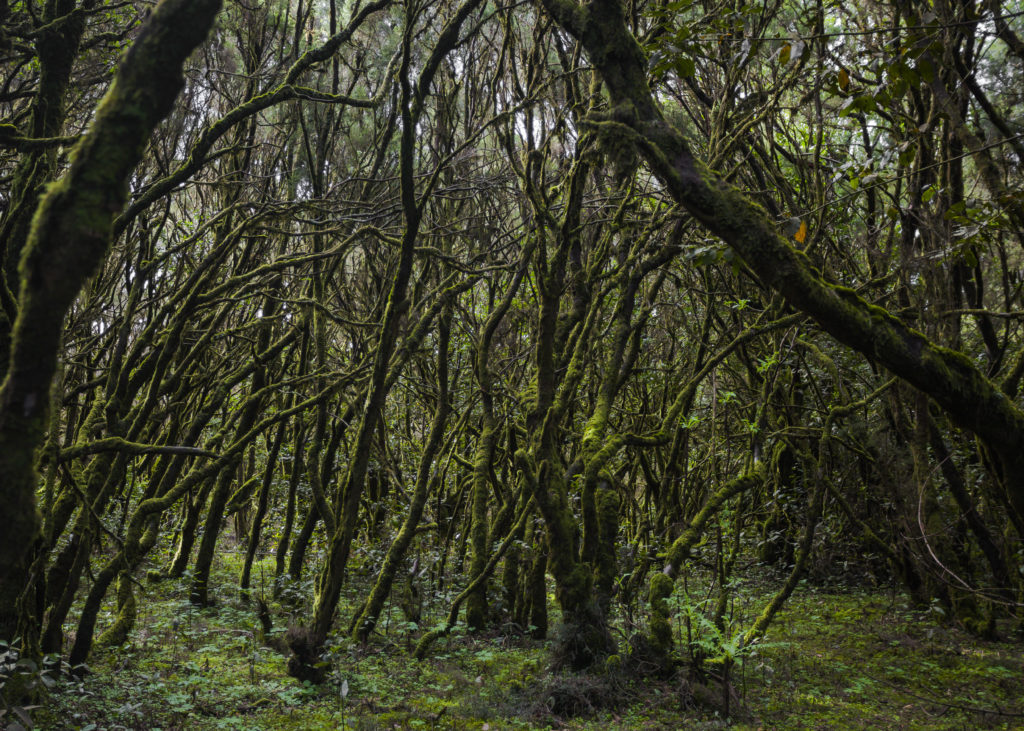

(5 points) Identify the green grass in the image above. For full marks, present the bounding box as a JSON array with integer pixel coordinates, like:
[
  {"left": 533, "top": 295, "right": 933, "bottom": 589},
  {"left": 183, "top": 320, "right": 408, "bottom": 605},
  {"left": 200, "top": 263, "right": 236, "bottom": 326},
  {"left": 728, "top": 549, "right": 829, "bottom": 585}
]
[{"left": 26, "top": 551, "right": 1024, "bottom": 730}]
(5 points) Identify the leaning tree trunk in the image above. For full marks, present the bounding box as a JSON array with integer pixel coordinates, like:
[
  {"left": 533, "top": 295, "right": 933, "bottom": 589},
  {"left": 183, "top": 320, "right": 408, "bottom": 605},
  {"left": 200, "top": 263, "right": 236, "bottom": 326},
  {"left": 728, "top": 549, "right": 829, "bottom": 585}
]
[
  {"left": 352, "top": 308, "right": 451, "bottom": 642},
  {"left": 291, "top": 0, "right": 485, "bottom": 680},
  {"left": 538, "top": 0, "right": 1024, "bottom": 528},
  {"left": 0, "top": 0, "right": 222, "bottom": 646}
]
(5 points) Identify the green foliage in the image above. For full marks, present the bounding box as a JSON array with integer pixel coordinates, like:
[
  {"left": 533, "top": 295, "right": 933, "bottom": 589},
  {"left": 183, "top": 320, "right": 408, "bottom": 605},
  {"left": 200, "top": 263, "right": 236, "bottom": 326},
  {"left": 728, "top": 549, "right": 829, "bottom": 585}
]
[
  {"left": 0, "top": 639, "right": 66, "bottom": 730},
  {"left": 3, "top": 0, "right": 1024, "bottom": 726},
  {"left": 33, "top": 559, "right": 1024, "bottom": 729}
]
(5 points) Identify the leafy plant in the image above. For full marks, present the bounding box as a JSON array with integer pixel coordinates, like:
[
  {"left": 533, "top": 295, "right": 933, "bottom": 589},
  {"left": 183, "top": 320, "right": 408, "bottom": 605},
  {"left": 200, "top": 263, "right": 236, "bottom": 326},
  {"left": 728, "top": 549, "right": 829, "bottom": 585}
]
[{"left": 0, "top": 640, "right": 65, "bottom": 731}]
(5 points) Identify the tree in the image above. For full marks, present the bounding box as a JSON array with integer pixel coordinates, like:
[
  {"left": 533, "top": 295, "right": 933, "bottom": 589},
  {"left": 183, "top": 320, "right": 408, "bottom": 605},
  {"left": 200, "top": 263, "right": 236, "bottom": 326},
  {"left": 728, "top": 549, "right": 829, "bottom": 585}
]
[
  {"left": 0, "top": 0, "right": 222, "bottom": 648},
  {"left": 1, "top": 0, "right": 1022, "bottom": 697}
]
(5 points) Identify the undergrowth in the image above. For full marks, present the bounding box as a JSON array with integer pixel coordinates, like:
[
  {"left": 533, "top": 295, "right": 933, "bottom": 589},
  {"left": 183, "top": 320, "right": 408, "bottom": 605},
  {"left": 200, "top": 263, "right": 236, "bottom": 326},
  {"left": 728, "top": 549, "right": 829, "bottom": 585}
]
[{"left": 24, "top": 549, "right": 1024, "bottom": 730}]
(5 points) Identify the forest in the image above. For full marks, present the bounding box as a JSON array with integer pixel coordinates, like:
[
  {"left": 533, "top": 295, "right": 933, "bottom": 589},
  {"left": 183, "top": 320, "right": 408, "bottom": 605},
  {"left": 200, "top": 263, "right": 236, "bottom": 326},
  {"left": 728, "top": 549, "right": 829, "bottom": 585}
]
[{"left": 1, "top": 0, "right": 1023, "bottom": 727}]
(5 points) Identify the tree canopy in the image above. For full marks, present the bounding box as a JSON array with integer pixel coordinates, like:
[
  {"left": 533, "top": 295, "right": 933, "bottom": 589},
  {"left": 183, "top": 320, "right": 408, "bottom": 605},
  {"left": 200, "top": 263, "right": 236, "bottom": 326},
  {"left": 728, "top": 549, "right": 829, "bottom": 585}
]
[{"left": 1, "top": 0, "right": 1023, "bottom": 723}]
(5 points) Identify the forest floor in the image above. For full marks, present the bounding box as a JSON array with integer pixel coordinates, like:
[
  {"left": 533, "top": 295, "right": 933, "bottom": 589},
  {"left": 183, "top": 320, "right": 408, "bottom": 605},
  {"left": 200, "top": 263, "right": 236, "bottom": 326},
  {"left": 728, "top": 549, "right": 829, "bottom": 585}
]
[{"left": 22, "top": 550, "right": 1024, "bottom": 730}]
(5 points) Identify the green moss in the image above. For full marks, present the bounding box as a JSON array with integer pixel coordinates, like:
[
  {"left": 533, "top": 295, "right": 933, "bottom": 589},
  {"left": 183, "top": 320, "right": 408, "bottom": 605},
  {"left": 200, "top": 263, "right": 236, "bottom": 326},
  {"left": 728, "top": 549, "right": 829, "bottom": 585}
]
[
  {"left": 0, "top": 0, "right": 222, "bottom": 653},
  {"left": 644, "top": 572, "right": 675, "bottom": 671},
  {"left": 40, "top": 544, "right": 1024, "bottom": 731},
  {"left": 648, "top": 572, "right": 673, "bottom": 603},
  {"left": 465, "top": 419, "right": 496, "bottom": 631},
  {"left": 594, "top": 486, "right": 620, "bottom": 613},
  {"left": 97, "top": 571, "right": 137, "bottom": 648}
]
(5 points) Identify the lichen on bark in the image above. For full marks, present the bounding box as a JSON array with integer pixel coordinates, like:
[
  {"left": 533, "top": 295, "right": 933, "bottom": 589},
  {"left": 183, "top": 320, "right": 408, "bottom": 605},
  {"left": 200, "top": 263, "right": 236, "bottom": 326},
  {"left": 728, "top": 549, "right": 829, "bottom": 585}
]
[
  {"left": 537, "top": 0, "right": 1024, "bottom": 529},
  {"left": 0, "top": 0, "right": 223, "bottom": 644}
]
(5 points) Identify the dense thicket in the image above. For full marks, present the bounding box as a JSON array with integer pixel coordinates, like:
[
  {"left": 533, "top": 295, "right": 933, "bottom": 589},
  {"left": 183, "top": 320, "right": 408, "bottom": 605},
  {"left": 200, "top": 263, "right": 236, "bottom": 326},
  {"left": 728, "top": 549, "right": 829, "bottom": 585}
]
[{"left": 1, "top": 0, "right": 1022, "bottom": 692}]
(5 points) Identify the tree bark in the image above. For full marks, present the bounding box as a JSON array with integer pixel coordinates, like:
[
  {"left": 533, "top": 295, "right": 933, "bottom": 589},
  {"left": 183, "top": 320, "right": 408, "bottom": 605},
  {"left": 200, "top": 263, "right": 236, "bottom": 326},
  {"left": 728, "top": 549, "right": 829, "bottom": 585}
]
[
  {"left": 0, "top": 0, "right": 222, "bottom": 645},
  {"left": 538, "top": 0, "right": 1024, "bottom": 528}
]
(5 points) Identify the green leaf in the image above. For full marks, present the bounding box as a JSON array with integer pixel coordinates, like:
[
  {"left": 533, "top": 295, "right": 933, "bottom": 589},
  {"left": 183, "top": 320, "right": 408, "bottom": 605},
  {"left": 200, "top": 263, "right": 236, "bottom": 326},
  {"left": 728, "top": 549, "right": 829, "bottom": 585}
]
[
  {"left": 898, "top": 144, "right": 917, "bottom": 166},
  {"left": 915, "top": 57, "right": 935, "bottom": 83},
  {"left": 839, "top": 94, "right": 877, "bottom": 117}
]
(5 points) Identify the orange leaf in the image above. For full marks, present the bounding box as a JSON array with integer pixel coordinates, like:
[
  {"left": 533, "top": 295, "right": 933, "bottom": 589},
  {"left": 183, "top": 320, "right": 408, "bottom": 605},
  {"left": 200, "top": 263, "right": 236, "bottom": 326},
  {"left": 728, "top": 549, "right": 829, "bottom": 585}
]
[
  {"left": 794, "top": 220, "right": 808, "bottom": 244},
  {"left": 838, "top": 68, "right": 850, "bottom": 91}
]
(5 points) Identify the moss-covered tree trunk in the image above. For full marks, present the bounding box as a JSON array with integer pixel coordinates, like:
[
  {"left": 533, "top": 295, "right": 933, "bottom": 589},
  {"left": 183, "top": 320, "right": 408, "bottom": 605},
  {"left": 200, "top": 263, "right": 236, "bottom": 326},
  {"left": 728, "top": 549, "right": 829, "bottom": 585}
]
[
  {"left": 466, "top": 244, "right": 534, "bottom": 630},
  {"left": 189, "top": 293, "right": 277, "bottom": 605},
  {"left": 294, "top": 22, "right": 423, "bottom": 676},
  {"left": 352, "top": 308, "right": 451, "bottom": 642},
  {"left": 0, "top": 0, "right": 85, "bottom": 352},
  {"left": 291, "top": 0, "right": 485, "bottom": 680},
  {"left": 645, "top": 466, "right": 765, "bottom": 666},
  {"left": 274, "top": 417, "right": 307, "bottom": 585},
  {"left": 189, "top": 464, "right": 242, "bottom": 606},
  {"left": 300, "top": 114, "right": 421, "bottom": 680},
  {"left": 538, "top": 0, "right": 1024, "bottom": 529},
  {"left": 0, "top": 0, "right": 222, "bottom": 645},
  {"left": 168, "top": 478, "right": 215, "bottom": 578},
  {"left": 516, "top": 253, "right": 617, "bottom": 670},
  {"left": 524, "top": 520, "right": 549, "bottom": 639},
  {"left": 240, "top": 412, "right": 288, "bottom": 599}
]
